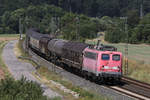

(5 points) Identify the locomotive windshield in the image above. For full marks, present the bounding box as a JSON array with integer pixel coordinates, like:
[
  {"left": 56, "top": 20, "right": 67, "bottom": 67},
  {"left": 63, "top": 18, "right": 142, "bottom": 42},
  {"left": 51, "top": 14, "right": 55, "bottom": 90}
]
[
  {"left": 102, "top": 54, "right": 110, "bottom": 60},
  {"left": 112, "top": 54, "right": 120, "bottom": 61}
]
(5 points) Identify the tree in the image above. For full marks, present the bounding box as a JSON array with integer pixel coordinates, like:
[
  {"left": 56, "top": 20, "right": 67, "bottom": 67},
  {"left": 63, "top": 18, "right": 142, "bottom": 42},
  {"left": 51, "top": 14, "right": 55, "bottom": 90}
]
[
  {"left": 61, "top": 13, "right": 98, "bottom": 41},
  {"left": 1, "top": 11, "right": 16, "bottom": 34},
  {"left": 127, "top": 9, "right": 140, "bottom": 28},
  {"left": 104, "top": 17, "right": 126, "bottom": 43},
  {"left": 131, "top": 13, "right": 150, "bottom": 43}
]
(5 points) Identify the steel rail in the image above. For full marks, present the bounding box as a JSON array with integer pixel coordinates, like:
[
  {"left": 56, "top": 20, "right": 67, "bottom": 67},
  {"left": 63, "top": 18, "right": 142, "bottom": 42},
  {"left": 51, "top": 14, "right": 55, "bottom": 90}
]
[
  {"left": 122, "top": 76, "right": 150, "bottom": 90},
  {"left": 108, "top": 86, "right": 146, "bottom": 100}
]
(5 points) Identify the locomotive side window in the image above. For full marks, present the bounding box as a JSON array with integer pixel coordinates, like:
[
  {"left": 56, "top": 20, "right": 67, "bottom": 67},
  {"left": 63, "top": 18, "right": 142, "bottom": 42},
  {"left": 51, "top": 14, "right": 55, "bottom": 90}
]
[
  {"left": 84, "top": 52, "right": 97, "bottom": 60},
  {"left": 112, "top": 54, "right": 120, "bottom": 61},
  {"left": 102, "top": 54, "right": 110, "bottom": 60}
]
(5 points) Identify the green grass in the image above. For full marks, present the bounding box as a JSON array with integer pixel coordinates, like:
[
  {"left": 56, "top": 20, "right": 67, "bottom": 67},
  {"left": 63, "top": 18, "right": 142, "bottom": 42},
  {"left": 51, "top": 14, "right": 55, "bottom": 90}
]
[
  {"left": 0, "top": 34, "right": 20, "bottom": 37},
  {"left": 17, "top": 38, "right": 29, "bottom": 57},
  {"left": 50, "top": 97, "right": 61, "bottom": 100},
  {"left": 127, "top": 59, "right": 150, "bottom": 83},
  {"left": 107, "top": 43, "right": 150, "bottom": 64}
]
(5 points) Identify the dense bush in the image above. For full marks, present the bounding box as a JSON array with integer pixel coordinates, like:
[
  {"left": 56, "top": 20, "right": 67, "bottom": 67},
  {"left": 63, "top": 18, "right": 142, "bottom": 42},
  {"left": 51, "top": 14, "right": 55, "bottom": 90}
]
[{"left": 0, "top": 77, "right": 49, "bottom": 100}]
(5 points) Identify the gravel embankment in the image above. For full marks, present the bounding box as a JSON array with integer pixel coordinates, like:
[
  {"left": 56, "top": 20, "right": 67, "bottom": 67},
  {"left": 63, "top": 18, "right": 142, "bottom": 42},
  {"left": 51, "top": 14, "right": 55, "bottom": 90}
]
[{"left": 2, "top": 40, "right": 61, "bottom": 99}]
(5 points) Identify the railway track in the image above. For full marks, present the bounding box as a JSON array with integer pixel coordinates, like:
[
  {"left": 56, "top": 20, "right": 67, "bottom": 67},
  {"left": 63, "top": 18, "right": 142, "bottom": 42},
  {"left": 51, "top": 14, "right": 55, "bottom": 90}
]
[
  {"left": 121, "top": 77, "right": 150, "bottom": 99},
  {"left": 25, "top": 45, "right": 150, "bottom": 100},
  {"left": 106, "top": 76, "right": 150, "bottom": 100},
  {"left": 122, "top": 76, "right": 150, "bottom": 91}
]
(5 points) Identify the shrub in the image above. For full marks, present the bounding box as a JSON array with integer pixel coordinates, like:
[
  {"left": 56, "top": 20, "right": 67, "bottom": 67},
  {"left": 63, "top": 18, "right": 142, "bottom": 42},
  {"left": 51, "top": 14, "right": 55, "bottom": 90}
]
[{"left": 0, "top": 77, "right": 49, "bottom": 100}]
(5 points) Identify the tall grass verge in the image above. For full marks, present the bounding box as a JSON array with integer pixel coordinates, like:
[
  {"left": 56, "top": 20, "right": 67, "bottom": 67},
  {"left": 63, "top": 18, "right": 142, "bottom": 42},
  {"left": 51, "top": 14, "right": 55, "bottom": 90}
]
[
  {"left": 125, "top": 59, "right": 150, "bottom": 83},
  {"left": 17, "top": 38, "right": 29, "bottom": 57},
  {"left": 0, "top": 34, "right": 20, "bottom": 37}
]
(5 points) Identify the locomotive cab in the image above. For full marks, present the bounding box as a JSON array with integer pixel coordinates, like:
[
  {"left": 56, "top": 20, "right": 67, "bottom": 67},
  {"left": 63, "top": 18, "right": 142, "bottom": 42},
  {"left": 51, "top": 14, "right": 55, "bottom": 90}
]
[
  {"left": 99, "top": 52, "right": 122, "bottom": 78},
  {"left": 82, "top": 46, "right": 122, "bottom": 80}
]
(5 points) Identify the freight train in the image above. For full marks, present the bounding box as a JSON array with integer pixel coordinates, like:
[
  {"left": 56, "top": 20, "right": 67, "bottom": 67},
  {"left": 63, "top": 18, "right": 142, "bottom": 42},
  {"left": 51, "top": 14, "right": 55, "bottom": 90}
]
[{"left": 26, "top": 28, "right": 123, "bottom": 81}]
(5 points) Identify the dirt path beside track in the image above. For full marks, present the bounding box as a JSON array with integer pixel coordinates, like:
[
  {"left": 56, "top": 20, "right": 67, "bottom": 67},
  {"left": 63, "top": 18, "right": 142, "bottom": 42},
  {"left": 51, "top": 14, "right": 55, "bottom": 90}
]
[
  {"left": 0, "top": 37, "right": 18, "bottom": 41},
  {"left": 2, "top": 40, "right": 62, "bottom": 99}
]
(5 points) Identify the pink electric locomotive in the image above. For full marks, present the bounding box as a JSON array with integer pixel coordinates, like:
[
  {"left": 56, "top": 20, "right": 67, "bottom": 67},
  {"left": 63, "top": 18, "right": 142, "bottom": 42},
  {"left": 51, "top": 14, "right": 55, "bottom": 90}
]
[{"left": 82, "top": 45, "right": 122, "bottom": 80}]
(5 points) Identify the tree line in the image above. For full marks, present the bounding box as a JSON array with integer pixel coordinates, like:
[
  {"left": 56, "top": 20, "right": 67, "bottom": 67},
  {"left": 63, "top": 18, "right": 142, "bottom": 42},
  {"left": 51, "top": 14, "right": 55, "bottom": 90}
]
[
  {"left": 0, "top": 4, "right": 98, "bottom": 42},
  {"left": 1, "top": 0, "right": 150, "bottom": 17},
  {"left": 104, "top": 12, "right": 150, "bottom": 44},
  {"left": 0, "top": 0, "right": 150, "bottom": 43}
]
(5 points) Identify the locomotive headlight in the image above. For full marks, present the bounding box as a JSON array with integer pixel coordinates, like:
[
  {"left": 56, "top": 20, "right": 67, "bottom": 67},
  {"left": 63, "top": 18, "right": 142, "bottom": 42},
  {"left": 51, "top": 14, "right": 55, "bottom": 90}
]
[
  {"left": 104, "top": 66, "right": 109, "bottom": 69},
  {"left": 112, "top": 66, "right": 119, "bottom": 70}
]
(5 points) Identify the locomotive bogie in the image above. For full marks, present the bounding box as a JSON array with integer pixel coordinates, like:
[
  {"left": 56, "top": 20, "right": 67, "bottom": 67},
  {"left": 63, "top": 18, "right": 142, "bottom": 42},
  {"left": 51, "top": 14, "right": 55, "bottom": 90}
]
[{"left": 61, "top": 58, "right": 82, "bottom": 69}]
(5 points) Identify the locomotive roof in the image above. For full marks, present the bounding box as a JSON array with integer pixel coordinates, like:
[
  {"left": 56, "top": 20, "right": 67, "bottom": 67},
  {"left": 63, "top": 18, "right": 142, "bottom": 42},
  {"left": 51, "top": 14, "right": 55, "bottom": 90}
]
[{"left": 88, "top": 44, "right": 117, "bottom": 51}]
